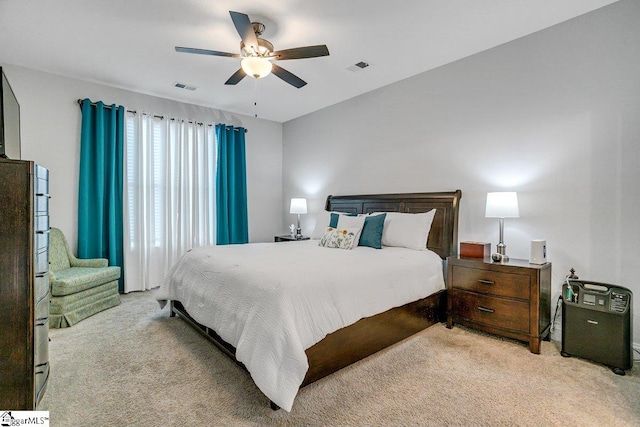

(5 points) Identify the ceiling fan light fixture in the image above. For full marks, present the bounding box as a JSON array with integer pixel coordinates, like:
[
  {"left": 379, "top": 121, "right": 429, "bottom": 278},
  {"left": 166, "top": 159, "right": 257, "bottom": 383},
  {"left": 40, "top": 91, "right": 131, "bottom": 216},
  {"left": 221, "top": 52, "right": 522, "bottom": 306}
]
[{"left": 241, "top": 56, "right": 273, "bottom": 79}]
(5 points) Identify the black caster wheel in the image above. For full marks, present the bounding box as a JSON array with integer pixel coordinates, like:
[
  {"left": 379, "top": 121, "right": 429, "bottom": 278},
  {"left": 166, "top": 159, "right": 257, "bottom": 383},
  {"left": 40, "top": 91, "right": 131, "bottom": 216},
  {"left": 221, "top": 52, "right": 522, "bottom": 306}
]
[{"left": 612, "top": 367, "right": 626, "bottom": 376}]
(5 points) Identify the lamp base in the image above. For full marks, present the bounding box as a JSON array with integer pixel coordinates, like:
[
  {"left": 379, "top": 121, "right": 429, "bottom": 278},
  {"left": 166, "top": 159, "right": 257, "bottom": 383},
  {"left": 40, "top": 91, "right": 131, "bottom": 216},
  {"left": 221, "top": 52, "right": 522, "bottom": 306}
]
[
  {"left": 492, "top": 243, "right": 508, "bottom": 262},
  {"left": 295, "top": 216, "right": 302, "bottom": 239}
]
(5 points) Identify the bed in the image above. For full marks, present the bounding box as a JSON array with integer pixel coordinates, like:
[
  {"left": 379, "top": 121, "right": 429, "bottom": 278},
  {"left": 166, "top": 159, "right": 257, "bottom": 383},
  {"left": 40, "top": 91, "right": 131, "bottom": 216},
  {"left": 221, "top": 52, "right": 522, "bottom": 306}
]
[{"left": 156, "top": 190, "right": 461, "bottom": 411}]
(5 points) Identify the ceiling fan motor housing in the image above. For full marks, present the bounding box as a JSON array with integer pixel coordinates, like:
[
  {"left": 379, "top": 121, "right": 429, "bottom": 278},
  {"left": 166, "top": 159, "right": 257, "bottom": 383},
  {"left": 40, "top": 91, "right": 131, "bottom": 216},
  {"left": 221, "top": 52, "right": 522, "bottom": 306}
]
[
  {"left": 241, "top": 37, "right": 274, "bottom": 57},
  {"left": 251, "top": 22, "right": 265, "bottom": 35}
]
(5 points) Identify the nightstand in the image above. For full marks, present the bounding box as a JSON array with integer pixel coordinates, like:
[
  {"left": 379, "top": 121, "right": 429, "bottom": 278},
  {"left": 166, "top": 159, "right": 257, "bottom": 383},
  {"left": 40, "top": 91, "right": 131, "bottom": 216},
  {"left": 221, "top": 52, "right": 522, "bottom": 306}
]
[
  {"left": 274, "top": 235, "right": 310, "bottom": 242},
  {"left": 446, "top": 256, "right": 551, "bottom": 354}
]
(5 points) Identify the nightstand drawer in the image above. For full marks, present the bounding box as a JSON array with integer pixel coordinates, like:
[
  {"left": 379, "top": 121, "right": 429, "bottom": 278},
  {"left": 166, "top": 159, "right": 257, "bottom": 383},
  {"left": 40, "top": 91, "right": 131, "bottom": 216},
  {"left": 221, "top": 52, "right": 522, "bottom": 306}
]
[
  {"left": 451, "top": 265, "right": 530, "bottom": 300},
  {"left": 451, "top": 290, "right": 529, "bottom": 334}
]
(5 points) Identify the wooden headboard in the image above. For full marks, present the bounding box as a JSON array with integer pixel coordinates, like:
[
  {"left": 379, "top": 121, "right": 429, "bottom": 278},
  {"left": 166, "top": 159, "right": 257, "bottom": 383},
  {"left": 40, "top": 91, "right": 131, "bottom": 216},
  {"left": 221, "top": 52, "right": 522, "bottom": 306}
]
[{"left": 325, "top": 190, "right": 462, "bottom": 259}]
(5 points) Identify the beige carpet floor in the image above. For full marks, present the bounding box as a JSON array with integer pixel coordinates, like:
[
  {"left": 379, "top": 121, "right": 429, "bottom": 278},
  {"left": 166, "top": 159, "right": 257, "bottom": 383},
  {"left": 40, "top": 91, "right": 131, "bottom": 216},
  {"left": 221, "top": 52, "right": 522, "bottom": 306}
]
[{"left": 40, "top": 291, "right": 639, "bottom": 426}]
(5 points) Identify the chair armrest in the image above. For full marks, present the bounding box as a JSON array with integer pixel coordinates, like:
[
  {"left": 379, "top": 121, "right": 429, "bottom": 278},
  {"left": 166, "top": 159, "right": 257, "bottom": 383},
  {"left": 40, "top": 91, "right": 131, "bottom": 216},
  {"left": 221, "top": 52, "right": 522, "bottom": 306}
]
[{"left": 70, "top": 258, "right": 109, "bottom": 268}]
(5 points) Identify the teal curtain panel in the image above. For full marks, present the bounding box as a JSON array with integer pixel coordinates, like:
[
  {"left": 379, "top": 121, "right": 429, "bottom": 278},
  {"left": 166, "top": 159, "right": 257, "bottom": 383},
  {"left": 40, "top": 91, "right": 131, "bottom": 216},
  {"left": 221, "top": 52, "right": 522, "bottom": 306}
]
[
  {"left": 78, "top": 99, "right": 125, "bottom": 291},
  {"left": 215, "top": 124, "right": 248, "bottom": 245}
]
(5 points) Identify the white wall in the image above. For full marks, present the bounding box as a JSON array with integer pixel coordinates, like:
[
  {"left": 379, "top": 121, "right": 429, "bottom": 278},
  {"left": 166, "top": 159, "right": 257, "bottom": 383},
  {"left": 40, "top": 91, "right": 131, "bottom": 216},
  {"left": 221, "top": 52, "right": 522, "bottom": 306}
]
[
  {"left": 0, "top": 64, "right": 283, "bottom": 249},
  {"left": 283, "top": 1, "right": 640, "bottom": 344}
]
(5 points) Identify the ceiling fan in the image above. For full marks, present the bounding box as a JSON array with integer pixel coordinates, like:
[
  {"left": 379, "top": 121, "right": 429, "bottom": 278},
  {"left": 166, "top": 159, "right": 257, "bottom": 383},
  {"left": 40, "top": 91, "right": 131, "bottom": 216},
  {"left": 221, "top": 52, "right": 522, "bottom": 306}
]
[{"left": 175, "top": 11, "right": 330, "bottom": 89}]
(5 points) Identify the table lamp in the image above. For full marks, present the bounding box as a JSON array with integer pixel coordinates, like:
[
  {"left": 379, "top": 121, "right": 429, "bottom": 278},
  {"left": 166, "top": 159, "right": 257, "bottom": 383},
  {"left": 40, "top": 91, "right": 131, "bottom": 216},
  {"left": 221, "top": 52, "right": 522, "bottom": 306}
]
[
  {"left": 485, "top": 192, "right": 519, "bottom": 262},
  {"left": 289, "top": 198, "right": 307, "bottom": 239}
]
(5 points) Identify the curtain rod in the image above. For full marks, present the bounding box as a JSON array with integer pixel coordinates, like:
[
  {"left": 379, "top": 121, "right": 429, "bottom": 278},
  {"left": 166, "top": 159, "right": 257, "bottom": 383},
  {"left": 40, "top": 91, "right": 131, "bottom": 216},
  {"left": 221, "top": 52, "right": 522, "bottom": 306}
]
[
  {"left": 76, "top": 99, "right": 247, "bottom": 132},
  {"left": 76, "top": 99, "right": 136, "bottom": 114}
]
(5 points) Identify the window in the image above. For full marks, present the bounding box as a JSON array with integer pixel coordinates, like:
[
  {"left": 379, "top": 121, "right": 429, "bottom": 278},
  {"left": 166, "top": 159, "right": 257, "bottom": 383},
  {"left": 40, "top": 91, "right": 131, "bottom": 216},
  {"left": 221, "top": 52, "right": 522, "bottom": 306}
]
[{"left": 123, "top": 112, "right": 216, "bottom": 292}]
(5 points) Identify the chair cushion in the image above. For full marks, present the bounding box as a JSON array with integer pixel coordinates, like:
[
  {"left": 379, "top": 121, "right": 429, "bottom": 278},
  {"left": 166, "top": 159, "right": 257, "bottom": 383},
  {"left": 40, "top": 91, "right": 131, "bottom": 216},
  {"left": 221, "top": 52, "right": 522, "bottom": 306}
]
[
  {"left": 71, "top": 257, "right": 108, "bottom": 268},
  {"left": 50, "top": 266, "right": 121, "bottom": 296}
]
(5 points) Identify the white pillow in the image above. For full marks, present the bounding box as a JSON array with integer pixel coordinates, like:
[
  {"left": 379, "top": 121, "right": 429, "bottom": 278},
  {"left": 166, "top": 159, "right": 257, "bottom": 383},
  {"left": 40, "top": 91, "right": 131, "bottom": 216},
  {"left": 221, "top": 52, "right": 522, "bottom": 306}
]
[
  {"left": 318, "top": 227, "right": 361, "bottom": 250},
  {"left": 381, "top": 210, "right": 436, "bottom": 250},
  {"left": 336, "top": 214, "right": 366, "bottom": 244},
  {"left": 311, "top": 210, "right": 333, "bottom": 239}
]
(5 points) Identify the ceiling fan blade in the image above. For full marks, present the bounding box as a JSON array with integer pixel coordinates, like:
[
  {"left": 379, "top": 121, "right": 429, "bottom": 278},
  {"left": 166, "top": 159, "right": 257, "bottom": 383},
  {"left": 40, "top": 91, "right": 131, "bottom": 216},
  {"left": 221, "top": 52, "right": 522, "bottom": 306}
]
[
  {"left": 271, "top": 45, "right": 330, "bottom": 61},
  {"left": 271, "top": 64, "right": 307, "bottom": 88},
  {"left": 229, "top": 11, "right": 259, "bottom": 54},
  {"left": 175, "top": 46, "right": 240, "bottom": 58},
  {"left": 224, "top": 68, "right": 246, "bottom": 85}
]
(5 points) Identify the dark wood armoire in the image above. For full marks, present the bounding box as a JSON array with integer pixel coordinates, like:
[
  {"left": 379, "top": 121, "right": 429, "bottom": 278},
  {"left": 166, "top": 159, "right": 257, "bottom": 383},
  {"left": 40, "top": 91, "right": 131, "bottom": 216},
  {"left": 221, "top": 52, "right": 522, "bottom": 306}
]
[{"left": 0, "top": 159, "right": 50, "bottom": 409}]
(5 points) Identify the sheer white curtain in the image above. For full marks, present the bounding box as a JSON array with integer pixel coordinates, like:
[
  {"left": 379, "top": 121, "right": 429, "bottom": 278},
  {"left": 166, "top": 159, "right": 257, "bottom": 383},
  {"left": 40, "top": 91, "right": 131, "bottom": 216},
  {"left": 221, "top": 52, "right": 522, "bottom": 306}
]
[{"left": 123, "top": 112, "right": 216, "bottom": 292}]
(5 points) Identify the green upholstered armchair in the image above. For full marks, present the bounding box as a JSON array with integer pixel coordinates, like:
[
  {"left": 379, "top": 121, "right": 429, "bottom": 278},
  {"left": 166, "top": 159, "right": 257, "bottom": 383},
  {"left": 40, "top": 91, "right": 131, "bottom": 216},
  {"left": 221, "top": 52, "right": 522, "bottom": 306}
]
[{"left": 48, "top": 228, "right": 121, "bottom": 328}]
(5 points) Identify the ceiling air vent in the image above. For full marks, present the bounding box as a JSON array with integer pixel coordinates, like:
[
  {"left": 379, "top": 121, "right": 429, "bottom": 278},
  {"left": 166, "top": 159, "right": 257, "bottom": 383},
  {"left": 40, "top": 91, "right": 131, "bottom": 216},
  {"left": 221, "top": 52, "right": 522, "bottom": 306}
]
[
  {"left": 174, "top": 82, "right": 197, "bottom": 91},
  {"left": 346, "top": 61, "right": 371, "bottom": 72}
]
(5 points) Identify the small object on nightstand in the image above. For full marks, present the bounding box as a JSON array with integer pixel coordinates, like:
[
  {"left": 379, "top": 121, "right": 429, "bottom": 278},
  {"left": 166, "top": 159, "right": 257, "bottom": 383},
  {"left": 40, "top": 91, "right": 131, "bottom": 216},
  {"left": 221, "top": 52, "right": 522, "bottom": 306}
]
[
  {"left": 491, "top": 253, "right": 504, "bottom": 263},
  {"left": 529, "top": 239, "right": 546, "bottom": 264},
  {"left": 460, "top": 242, "right": 490, "bottom": 258},
  {"left": 289, "top": 224, "right": 296, "bottom": 236},
  {"left": 274, "top": 235, "right": 310, "bottom": 243}
]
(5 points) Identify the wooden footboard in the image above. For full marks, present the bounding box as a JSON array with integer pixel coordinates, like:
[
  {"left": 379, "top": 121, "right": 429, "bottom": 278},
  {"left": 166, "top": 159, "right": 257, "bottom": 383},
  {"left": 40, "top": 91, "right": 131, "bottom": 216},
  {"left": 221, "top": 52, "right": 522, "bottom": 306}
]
[
  {"left": 170, "top": 289, "right": 445, "bottom": 389},
  {"left": 303, "top": 289, "right": 445, "bottom": 385}
]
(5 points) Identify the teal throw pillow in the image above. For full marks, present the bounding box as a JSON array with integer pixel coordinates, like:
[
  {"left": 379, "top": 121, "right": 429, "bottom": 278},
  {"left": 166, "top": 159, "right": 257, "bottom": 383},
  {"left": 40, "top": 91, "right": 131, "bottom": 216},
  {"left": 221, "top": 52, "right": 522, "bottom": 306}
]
[{"left": 359, "top": 213, "right": 386, "bottom": 249}]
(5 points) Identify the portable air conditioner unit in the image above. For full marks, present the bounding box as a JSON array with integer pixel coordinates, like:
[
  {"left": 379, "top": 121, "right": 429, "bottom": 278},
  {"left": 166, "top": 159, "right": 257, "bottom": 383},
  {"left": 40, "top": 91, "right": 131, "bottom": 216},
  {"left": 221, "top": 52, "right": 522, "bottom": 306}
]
[{"left": 561, "top": 280, "right": 633, "bottom": 375}]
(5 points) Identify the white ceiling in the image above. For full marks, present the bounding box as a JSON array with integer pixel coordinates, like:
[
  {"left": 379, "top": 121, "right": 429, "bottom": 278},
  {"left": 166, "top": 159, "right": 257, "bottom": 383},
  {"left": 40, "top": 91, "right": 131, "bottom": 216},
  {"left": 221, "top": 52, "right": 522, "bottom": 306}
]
[{"left": 0, "top": 0, "right": 619, "bottom": 123}]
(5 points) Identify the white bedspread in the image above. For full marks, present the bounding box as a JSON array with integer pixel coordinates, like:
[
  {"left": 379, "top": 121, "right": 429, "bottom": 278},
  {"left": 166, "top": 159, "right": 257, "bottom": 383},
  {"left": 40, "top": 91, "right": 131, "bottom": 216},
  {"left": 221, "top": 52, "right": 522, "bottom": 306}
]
[{"left": 155, "top": 240, "right": 444, "bottom": 411}]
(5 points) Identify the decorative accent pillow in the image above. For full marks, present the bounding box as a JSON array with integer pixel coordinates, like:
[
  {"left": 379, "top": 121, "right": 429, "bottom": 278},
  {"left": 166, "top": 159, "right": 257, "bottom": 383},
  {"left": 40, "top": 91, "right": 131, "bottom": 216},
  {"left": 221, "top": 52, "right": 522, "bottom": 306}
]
[
  {"left": 381, "top": 210, "right": 436, "bottom": 250},
  {"left": 358, "top": 212, "right": 387, "bottom": 249},
  {"left": 336, "top": 214, "right": 366, "bottom": 244},
  {"left": 318, "top": 227, "right": 361, "bottom": 250}
]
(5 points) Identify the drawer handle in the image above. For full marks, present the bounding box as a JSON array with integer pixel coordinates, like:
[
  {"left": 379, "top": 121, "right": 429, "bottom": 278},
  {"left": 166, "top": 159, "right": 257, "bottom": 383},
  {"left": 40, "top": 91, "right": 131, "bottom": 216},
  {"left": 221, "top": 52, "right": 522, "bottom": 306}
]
[
  {"left": 477, "top": 306, "right": 495, "bottom": 313},
  {"left": 36, "top": 273, "right": 48, "bottom": 278},
  {"left": 478, "top": 279, "right": 494, "bottom": 285},
  {"left": 36, "top": 317, "right": 49, "bottom": 326},
  {"left": 36, "top": 229, "right": 51, "bottom": 235}
]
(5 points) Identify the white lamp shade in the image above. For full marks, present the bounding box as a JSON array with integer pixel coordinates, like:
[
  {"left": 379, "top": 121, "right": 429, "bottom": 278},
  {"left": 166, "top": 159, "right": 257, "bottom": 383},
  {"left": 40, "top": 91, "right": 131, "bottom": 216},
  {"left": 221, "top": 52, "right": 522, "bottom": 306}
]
[
  {"left": 289, "top": 198, "right": 307, "bottom": 215},
  {"left": 485, "top": 192, "right": 519, "bottom": 218},
  {"left": 241, "top": 56, "right": 273, "bottom": 79}
]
